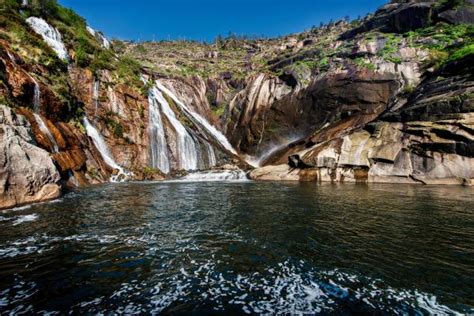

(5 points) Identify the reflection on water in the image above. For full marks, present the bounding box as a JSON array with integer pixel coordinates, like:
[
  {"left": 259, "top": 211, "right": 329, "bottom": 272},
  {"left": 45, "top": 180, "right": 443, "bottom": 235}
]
[{"left": 0, "top": 182, "right": 473, "bottom": 314}]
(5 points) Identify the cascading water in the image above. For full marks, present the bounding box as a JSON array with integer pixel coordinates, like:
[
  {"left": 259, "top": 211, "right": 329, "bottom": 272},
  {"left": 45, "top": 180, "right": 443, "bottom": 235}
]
[
  {"left": 93, "top": 80, "right": 100, "bottom": 117},
  {"left": 29, "top": 76, "right": 59, "bottom": 153},
  {"left": 31, "top": 78, "right": 41, "bottom": 113},
  {"left": 204, "top": 142, "right": 217, "bottom": 167},
  {"left": 83, "top": 117, "right": 130, "bottom": 182},
  {"left": 86, "top": 26, "right": 111, "bottom": 49},
  {"left": 155, "top": 81, "right": 238, "bottom": 156},
  {"left": 33, "top": 113, "right": 59, "bottom": 153},
  {"left": 148, "top": 87, "right": 171, "bottom": 174},
  {"left": 25, "top": 17, "right": 68, "bottom": 61},
  {"left": 150, "top": 85, "right": 198, "bottom": 171}
]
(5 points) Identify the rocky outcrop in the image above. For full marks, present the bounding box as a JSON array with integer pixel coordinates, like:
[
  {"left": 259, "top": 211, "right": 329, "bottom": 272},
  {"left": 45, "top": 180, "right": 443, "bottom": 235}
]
[
  {"left": 226, "top": 64, "right": 415, "bottom": 164},
  {"left": 68, "top": 67, "right": 150, "bottom": 173},
  {"left": 340, "top": 0, "right": 474, "bottom": 40},
  {"left": 0, "top": 105, "right": 61, "bottom": 209},
  {"left": 340, "top": 0, "right": 436, "bottom": 39},
  {"left": 251, "top": 56, "right": 474, "bottom": 185},
  {"left": 437, "top": 0, "right": 474, "bottom": 25}
]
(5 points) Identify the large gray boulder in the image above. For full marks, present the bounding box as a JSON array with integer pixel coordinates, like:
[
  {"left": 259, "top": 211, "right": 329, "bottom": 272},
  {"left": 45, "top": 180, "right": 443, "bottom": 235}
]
[{"left": 0, "top": 105, "right": 61, "bottom": 209}]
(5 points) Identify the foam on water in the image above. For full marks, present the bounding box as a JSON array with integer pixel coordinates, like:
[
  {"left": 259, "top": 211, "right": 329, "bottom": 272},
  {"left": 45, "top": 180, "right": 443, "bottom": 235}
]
[
  {"left": 173, "top": 170, "right": 249, "bottom": 182},
  {"left": 1, "top": 205, "right": 32, "bottom": 213},
  {"left": 64, "top": 258, "right": 464, "bottom": 315},
  {"left": 0, "top": 183, "right": 472, "bottom": 314},
  {"left": 12, "top": 214, "right": 38, "bottom": 226}
]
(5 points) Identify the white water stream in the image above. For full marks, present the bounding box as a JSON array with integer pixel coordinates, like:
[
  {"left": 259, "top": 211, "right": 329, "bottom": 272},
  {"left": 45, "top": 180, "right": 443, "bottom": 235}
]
[
  {"left": 148, "top": 87, "right": 171, "bottom": 173},
  {"left": 150, "top": 85, "right": 198, "bottom": 170},
  {"left": 83, "top": 117, "right": 129, "bottom": 182},
  {"left": 33, "top": 113, "right": 59, "bottom": 153},
  {"left": 26, "top": 17, "right": 68, "bottom": 61},
  {"left": 155, "top": 81, "right": 238, "bottom": 156}
]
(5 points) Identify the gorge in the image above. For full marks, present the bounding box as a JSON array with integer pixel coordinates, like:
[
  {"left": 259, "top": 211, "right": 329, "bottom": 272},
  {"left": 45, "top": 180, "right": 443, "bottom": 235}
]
[{"left": 0, "top": 0, "right": 473, "bottom": 313}]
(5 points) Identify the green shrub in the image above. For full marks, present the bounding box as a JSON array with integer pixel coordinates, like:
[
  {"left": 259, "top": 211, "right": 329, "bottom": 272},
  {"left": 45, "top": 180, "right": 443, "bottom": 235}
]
[
  {"left": 74, "top": 46, "right": 89, "bottom": 67},
  {"left": 90, "top": 50, "right": 114, "bottom": 73},
  {"left": 28, "top": 0, "right": 59, "bottom": 17},
  {"left": 377, "top": 34, "right": 402, "bottom": 62},
  {"left": 447, "top": 43, "right": 474, "bottom": 62},
  {"left": 1, "top": 0, "right": 20, "bottom": 11},
  {"left": 212, "top": 103, "right": 226, "bottom": 117},
  {"left": 428, "top": 49, "right": 449, "bottom": 67},
  {"left": 436, "top": 0, "right": 465, "bottom": 9},
  {"left": 354, "top": 57, "right": 376, "bottom": 70},
  {"left": 117, "top": 57, "right": 141, "bottom": 81},
  {"left": 55, "top": 6, "right": 85, "bottom": 27}
]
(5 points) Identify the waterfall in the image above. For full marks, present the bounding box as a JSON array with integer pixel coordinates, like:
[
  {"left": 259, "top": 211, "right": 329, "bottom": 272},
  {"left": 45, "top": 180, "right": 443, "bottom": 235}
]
[
  {"left": 148, "top": 88, "right": 171, "bottom": 173},
  {"left": 93, "top": 80, "right": 100, "bottom": 117},
  {"left": 28, "top": 76, "right": 59, "bottom": 153},
  {"left": 33, "top": 114, "right": 59, "bottom": 153},
  {"left": 32, "top": 78, "right": 41, "bottom": 113},
  {"left": 175, "top": 170, "right": 249, "bottom": 182},
  {"left": 83, "top": 117, "right": 129, "bottom": 182},
  {"left": 26, "top": 17, "right": 68, "bottom": 61},
  {"left": 108, "top": 87, "right": 119, "bottom": 114},
  {"left": 150, "top": 85, "right": 198, "bottom": 171},
  {"left": 86, "top": 26, "right": 110, "bottom": 49},
  {"left": 155, "top": 81, "right": 238, "bottom": 155},
  {"left": 205, "top": 142, "right": 217, "bottom": 167}
]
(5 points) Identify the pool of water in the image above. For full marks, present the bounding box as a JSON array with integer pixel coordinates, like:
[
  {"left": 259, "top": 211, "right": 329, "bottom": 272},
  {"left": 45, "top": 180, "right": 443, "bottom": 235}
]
[{"left": 0, "top": 182, "right": 473, "bottom": 314}]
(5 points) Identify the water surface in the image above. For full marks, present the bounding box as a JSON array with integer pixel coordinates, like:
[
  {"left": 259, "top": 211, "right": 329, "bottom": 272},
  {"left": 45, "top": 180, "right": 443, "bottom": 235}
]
[{"left": 0, "top": 182, "right": 473, "bottom": 314}]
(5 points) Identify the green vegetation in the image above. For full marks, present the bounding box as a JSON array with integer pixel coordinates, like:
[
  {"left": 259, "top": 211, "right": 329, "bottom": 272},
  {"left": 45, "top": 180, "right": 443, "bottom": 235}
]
[
  {"left": 142, "top": 167, "right": 164, "bottom": 179},
  {"left": 116, "top": 56, "right": 142, "bottom": 85},
  {"left": 354, "top": 57, "right": 376, "bottom": 71},
  {"left": 406, "top": 23, "right": 474, "bottom": 50},
  {"left": 212, "top": 103, "right": 226, "bottom": 117},
  {"left": 446, "top": 43, "right": 474, "bottom": 62},
  {"left": 436, "top": 0, "right": 465, "bottom": 9},
  {"left": 403, "top": 84, "right": 415, "bottom": 95},
  {"left": 377, "top": 34, "right": 402, "bottom": 64},
  {"left": 103, "top": 114, "right": 125, "bottom": 139}
]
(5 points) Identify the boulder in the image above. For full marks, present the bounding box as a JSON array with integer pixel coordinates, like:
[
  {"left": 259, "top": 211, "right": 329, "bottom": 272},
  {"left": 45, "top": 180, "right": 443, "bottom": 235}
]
[{"left": 0, "top": 105, "right": 61, "bottom": 209}]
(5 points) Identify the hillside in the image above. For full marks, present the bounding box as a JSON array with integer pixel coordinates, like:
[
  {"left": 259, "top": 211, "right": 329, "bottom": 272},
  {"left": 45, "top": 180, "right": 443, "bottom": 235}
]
[{"left": 0, "top": 0, "right": 473, "bottom": 209}]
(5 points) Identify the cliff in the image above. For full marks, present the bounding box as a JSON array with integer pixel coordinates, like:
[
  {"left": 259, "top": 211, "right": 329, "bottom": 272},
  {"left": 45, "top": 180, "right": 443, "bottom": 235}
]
[{"left": 0, "top": 0, "right": 473, "bottom": 209}]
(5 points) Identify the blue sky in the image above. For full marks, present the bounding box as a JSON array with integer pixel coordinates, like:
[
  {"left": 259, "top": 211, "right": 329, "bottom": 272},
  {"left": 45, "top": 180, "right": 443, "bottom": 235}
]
[{"left": 59, "top": 0, "right": 387, "bottom": 42}]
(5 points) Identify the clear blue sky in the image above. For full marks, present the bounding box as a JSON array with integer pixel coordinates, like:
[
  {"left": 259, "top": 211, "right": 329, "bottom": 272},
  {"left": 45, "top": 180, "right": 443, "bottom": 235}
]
[{"left": 59, "top": 0, "right": 387, "bottom": 42}]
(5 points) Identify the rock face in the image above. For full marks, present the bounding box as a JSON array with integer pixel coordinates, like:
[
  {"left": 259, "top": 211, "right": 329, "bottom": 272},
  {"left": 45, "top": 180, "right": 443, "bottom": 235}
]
[
  {"left": 251, "top": 56, "right": 474, "bottom": 185},
  {"left": 225, "top": 63, "right": 415, "bottom": 164},
  {"left": 0, "top": 105, "right": 61, "bottom": 209},
  {"left": 340, "top": 1, "right": 436, "bottom": 39}
]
